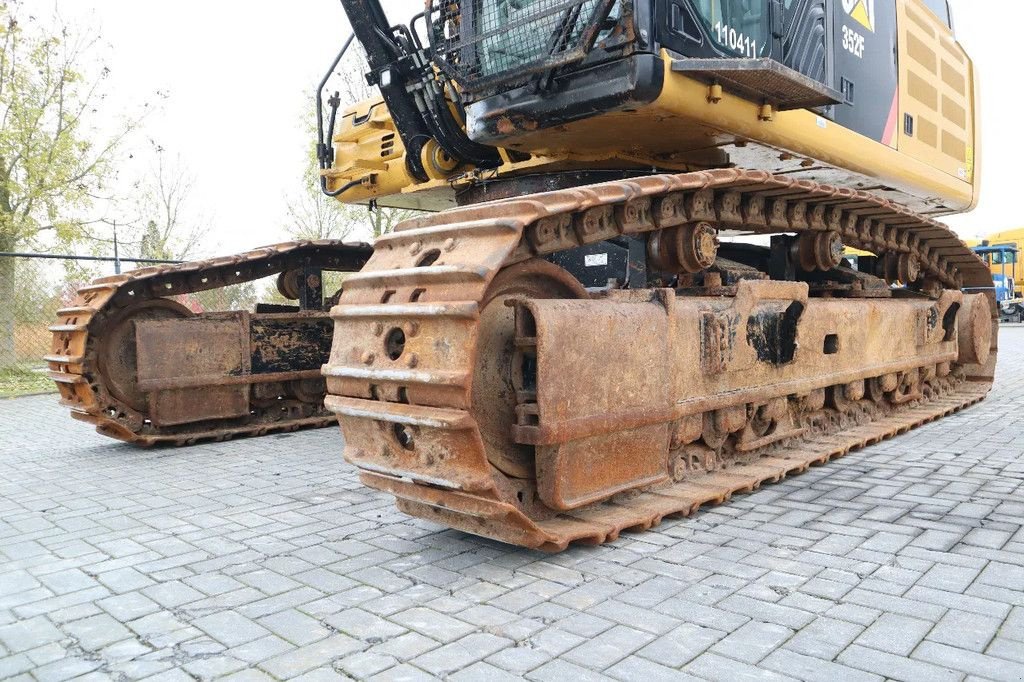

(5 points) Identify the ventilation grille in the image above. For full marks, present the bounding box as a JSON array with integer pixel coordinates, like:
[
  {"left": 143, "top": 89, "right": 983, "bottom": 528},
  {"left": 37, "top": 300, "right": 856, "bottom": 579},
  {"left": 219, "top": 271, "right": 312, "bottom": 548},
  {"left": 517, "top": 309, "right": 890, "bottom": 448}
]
[{"left": 902, "top": 3, "right": 971, "bottom": 174}]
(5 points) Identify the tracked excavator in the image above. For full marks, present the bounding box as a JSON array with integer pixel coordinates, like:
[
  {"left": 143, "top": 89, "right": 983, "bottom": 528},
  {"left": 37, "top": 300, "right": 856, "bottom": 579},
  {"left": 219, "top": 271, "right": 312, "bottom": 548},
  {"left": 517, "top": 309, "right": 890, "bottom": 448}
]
[{"left": 51, "top": 0, "right": 996, "bottom": 549}]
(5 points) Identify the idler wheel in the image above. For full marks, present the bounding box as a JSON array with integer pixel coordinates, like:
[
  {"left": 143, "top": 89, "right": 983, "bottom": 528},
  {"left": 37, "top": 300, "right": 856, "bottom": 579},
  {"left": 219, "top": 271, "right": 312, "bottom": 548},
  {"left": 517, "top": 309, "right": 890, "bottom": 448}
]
[
  {"left": 96, "top": 298, "right": 194, "bottom": 412},
  {"left": 958, "top": 293, "right": 993, "bottom": 366},
  {"left": 471, "top": 259, "right": 588, "bottom": 480}
]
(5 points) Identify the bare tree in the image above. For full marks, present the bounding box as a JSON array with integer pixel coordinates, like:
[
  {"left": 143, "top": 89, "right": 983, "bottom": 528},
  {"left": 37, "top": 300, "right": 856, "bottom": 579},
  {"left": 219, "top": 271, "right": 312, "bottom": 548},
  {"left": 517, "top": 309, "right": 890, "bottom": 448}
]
[{"left": 129, "top": 146, "right": 207, "bottom": 261}]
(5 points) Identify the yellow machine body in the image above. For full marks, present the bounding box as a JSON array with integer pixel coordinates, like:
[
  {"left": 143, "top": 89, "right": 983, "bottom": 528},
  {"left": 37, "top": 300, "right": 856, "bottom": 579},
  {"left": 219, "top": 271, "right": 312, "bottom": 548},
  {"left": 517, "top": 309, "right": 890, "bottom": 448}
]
[{"left": 325, "top": 0, "right": 977, "bottom": 219}]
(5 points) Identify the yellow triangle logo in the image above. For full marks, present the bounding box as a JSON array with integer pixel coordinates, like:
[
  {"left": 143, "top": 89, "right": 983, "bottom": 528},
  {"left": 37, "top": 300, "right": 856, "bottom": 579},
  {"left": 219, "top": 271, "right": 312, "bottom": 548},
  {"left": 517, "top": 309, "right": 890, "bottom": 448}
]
[{"left": 849, "top": 0, "right": 875, "bottom": 32}]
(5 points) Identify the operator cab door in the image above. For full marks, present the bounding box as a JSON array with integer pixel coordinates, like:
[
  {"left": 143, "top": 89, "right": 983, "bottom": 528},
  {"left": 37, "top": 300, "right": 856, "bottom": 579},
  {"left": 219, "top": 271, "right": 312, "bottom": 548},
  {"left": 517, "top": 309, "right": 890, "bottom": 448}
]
[
  {"left": 828, "top": 0, "right": 900, "bottom": 145},
  {"left": 657, "top": 0, "right": 899, "bottom": 142}
]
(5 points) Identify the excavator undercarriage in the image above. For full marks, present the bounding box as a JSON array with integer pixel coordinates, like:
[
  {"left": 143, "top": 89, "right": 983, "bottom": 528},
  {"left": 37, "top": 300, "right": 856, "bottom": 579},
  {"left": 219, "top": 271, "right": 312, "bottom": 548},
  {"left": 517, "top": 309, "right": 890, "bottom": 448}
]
[
  {"left": 323, "top": 170, "right": 996, "bottom": 550},
  {"left": 47, "top": 241, "right": 371, "bottom": 445}
]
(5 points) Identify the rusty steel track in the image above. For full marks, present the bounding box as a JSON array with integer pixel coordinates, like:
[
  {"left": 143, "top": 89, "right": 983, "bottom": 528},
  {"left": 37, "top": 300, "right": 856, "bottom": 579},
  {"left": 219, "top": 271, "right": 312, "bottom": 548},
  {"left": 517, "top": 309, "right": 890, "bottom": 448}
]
[
  {"left": 47, "top": 240, "right": 371, "bottom": 446},
  {"left": 325, "top": 169, "right": 997, "bottom": 551}
]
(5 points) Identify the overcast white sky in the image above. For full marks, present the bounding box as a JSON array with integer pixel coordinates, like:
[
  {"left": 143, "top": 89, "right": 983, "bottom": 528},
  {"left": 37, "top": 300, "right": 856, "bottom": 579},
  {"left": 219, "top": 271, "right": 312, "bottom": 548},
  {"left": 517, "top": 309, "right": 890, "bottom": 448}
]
[{"left": 28, "top": 0, "right": 1020, "bottom": 256}]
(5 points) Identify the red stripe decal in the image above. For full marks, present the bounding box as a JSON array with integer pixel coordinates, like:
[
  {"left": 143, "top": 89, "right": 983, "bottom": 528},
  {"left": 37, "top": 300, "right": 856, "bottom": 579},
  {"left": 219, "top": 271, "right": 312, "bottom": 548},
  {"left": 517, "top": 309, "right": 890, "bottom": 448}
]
[{"left": 882, "top": 89, "right": 900, "bottom": 147}]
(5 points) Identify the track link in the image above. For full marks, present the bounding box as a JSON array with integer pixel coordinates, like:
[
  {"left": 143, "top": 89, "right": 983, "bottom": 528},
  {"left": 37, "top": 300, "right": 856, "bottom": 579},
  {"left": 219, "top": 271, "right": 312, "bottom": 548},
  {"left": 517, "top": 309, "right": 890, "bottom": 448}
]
[
  {"left": 325, "top": 169, "right": 997, "bottom": 551},
  {"left": 48, "top": 240, "right": 372, "bottom": 446}
]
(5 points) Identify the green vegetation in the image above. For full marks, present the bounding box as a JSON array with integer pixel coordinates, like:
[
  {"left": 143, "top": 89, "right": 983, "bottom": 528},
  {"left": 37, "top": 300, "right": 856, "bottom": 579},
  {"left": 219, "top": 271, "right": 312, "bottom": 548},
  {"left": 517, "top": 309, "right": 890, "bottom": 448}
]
[{"left": 0, "top": 364, "right": 54, "bottom": 398}]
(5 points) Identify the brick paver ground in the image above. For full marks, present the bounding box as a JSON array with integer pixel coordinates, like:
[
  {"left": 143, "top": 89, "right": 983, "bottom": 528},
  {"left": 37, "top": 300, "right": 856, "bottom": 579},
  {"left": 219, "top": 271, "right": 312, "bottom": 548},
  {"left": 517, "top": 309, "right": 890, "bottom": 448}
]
[{"left": 1, "top": 328, "right": 1023, "bottom": 681}]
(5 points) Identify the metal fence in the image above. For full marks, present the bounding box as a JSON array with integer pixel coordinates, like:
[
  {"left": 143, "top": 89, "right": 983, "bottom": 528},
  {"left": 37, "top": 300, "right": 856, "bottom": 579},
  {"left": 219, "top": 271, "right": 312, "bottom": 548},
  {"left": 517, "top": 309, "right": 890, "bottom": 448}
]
[{"left": 0, "top": 251, "right": 182, "bottom": 398}]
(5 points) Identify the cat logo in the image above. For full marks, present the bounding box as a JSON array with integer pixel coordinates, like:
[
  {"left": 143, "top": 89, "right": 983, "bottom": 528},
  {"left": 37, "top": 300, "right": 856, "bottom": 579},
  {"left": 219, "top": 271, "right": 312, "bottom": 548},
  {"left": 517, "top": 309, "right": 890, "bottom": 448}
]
[{"left": 842, "top": 0, "right": 876, "bottom": 32}]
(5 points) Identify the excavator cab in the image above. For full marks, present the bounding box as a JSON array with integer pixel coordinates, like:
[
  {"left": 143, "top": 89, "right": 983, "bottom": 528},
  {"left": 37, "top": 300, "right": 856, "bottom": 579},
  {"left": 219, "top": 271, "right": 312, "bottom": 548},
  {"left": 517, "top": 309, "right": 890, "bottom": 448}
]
[{"left": 437, "top": 0, "right": 900, "bottom": 147}]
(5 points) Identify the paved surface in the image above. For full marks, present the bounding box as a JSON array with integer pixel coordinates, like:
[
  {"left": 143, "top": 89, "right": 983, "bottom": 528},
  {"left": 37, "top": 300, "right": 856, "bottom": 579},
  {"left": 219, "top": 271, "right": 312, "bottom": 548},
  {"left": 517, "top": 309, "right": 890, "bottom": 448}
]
[{"left": 1, "top": 329, "right": 1023, "bottom": 682}]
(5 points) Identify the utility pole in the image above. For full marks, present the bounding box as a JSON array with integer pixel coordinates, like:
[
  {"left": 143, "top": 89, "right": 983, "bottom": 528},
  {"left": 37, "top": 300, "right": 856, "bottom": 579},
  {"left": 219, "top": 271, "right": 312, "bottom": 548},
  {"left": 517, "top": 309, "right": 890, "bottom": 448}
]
[{"left": 113, "top": 221, "right": 121, "bottom": 275}]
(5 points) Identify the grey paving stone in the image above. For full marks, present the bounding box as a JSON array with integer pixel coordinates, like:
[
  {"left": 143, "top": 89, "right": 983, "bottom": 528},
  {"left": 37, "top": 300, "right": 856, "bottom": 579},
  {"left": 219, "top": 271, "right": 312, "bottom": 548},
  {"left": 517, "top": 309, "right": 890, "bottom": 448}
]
[
  {"left": 905, "top": 584, "right": 1011, "bottom": 618},
  {"left": 963, "top": 528, "right": 1012, "bottom": 550},
  {"left": 826, "top": 602, "right": 883, "bottom": 626},
  {"left": 447, "top": 660, "right": 524, "bottom": 681},
  {"left": 184, "top": 573, "right": 246, "bottom": 596},
  {"left": 557, "top": 612, "right": 615, "bottom": 638},
  {"left": 0, "top": 616, "right": 63, "bottom": 653},
  {"left": 140, "top": 581, "right": 205, "bottom": 609},
  {"left": 236, "top": 586, "right": 324, "bottom": 619},
  {"left": 485, "top": 643, "right": 553, "bottom": 673},
  {"left": 526, "top": 658, "right": 617, "bottom": 682},
  {"left": 708, "top": 620, "right": 794, "bottom": 664},
  {"left": 258, "top": 608, "right": 331, "bottom": 646},
  {"left": 31, "top": 655, "right": 101, "bottom": 681},
  {"left": 928, "top": 609, "right": 1002, "bottom": 652},
  {"left": 182, "top": 653, "right": 249, "bottom": 680},
  {"left": 843, "top": 587, "right": 948, "bottom": 621},
  {"left": 837, "top": 643, "right": 963, "bottom": 682},
  {"left": 760, "top": 647, "right": 884, "bottom": 682},
  {"left": 39, "top": 601, "right": 100, "bottom": 625},
  {"left": 388, "top": 606, "right": 475, "bottom": 643},
  {"left": 0, "top": 572, "right": 41, "bottom": 598},
  {"left": 334, "top": 650, "right": 399, "bottom": 678},
  {"left": 367, "top": 662, "right": 437, "bottom": 681},
  {"left": 987, "top": 637, "right": 1024, "bottom": 665},
  {"left": 526, "top": 626, "right": 588, "bottom": 657},
  {"left": 1002, "top": 606, "right": 1024, "bottom": 642},
  {"left": 785, "top": 616, "right": 863, "bottom": 659},
  {"left": 192, "top": 609, "right": 271, "bottom": 647},
  {"left": 587, "top": 599, "right": 679, "bottom": 635},
  {"left": 917, "top": 563, "right": 983, "bottom": 593},
  {"left": 636, "top": 622, "right": 726, "bottom": 668},
  {"left": 95, "top": 567, "right": 156, "bottom": 594},
  {"left": 257, "top": 634, "right": 363, "bottom": 678},
  {"left": 653, "top": 600, "right": 750, "bottom": 632},
  {"left": 13, "top": 585, "right": 111, "bottom": 620},
  {"left": 855, "top": 612, "right": 935, "bottom": 656},
  {"left": 218, "top": 669, "right": 278, "bottom": 682},
  {"left": 606, "top": 654, "right": 702, "bottom": 682},
  {"left": 372, "top": 631, "right": 440, "bottom": 662},
  {"left": 225, "top": 634, "right": 294, "bottom": 664},
  {"left": 324, "top": 607, "right": 407, "bottom": 642},
  {"left": 62, "top": 612, "right": 132, "bottom": 650},
  {"left": 915, "top": 640, "right": 1024, "bottom": 681},
  {"left": 455, "top": 603, "right": 518, "bottom": 628},
  {"left": 684, "top": 651, "right": 793, "bottom": 682},
  {"left": 411, "top": 632, "right": 512, "bottom": 676},
  {"left": 563, "top": 624, "right": 654, "bottom": 671},
  {"left": 34, "top": 569, "right": 97, "bottom": 595},
  {"left": 717, "top": 594, "right": 816, "bottom": 629}
]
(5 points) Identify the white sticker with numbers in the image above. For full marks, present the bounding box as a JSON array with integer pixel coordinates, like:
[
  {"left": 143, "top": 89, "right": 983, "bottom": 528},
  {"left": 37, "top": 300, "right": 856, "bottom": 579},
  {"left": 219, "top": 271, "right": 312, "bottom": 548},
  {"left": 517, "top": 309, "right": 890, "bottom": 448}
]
[
  {"left": 842, "top": 25, "right": 866, "bottom": 58},
  {"left": 584, "top": 253, "right": 608, "bottom": 267}
]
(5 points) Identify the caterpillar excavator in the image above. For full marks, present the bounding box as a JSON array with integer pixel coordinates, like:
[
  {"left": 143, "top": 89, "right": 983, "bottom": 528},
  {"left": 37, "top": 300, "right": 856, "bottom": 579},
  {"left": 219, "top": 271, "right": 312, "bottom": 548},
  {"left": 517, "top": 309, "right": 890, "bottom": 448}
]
[{"left": 50, "top": 0, "right": 996, "bottom": 549}]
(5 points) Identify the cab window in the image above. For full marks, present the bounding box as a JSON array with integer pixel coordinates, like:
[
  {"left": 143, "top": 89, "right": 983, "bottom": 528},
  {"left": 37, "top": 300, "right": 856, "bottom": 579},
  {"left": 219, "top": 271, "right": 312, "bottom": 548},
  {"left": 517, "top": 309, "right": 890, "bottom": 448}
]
[
  {"left": 992, "top": 246, "right": 1019, "bottom": 265},
  {"left": 921, "top": 0, "right": 951, "bottom": 28},
  {"left": 691, "top": 0, "right": 767, "bottom": 57}
]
